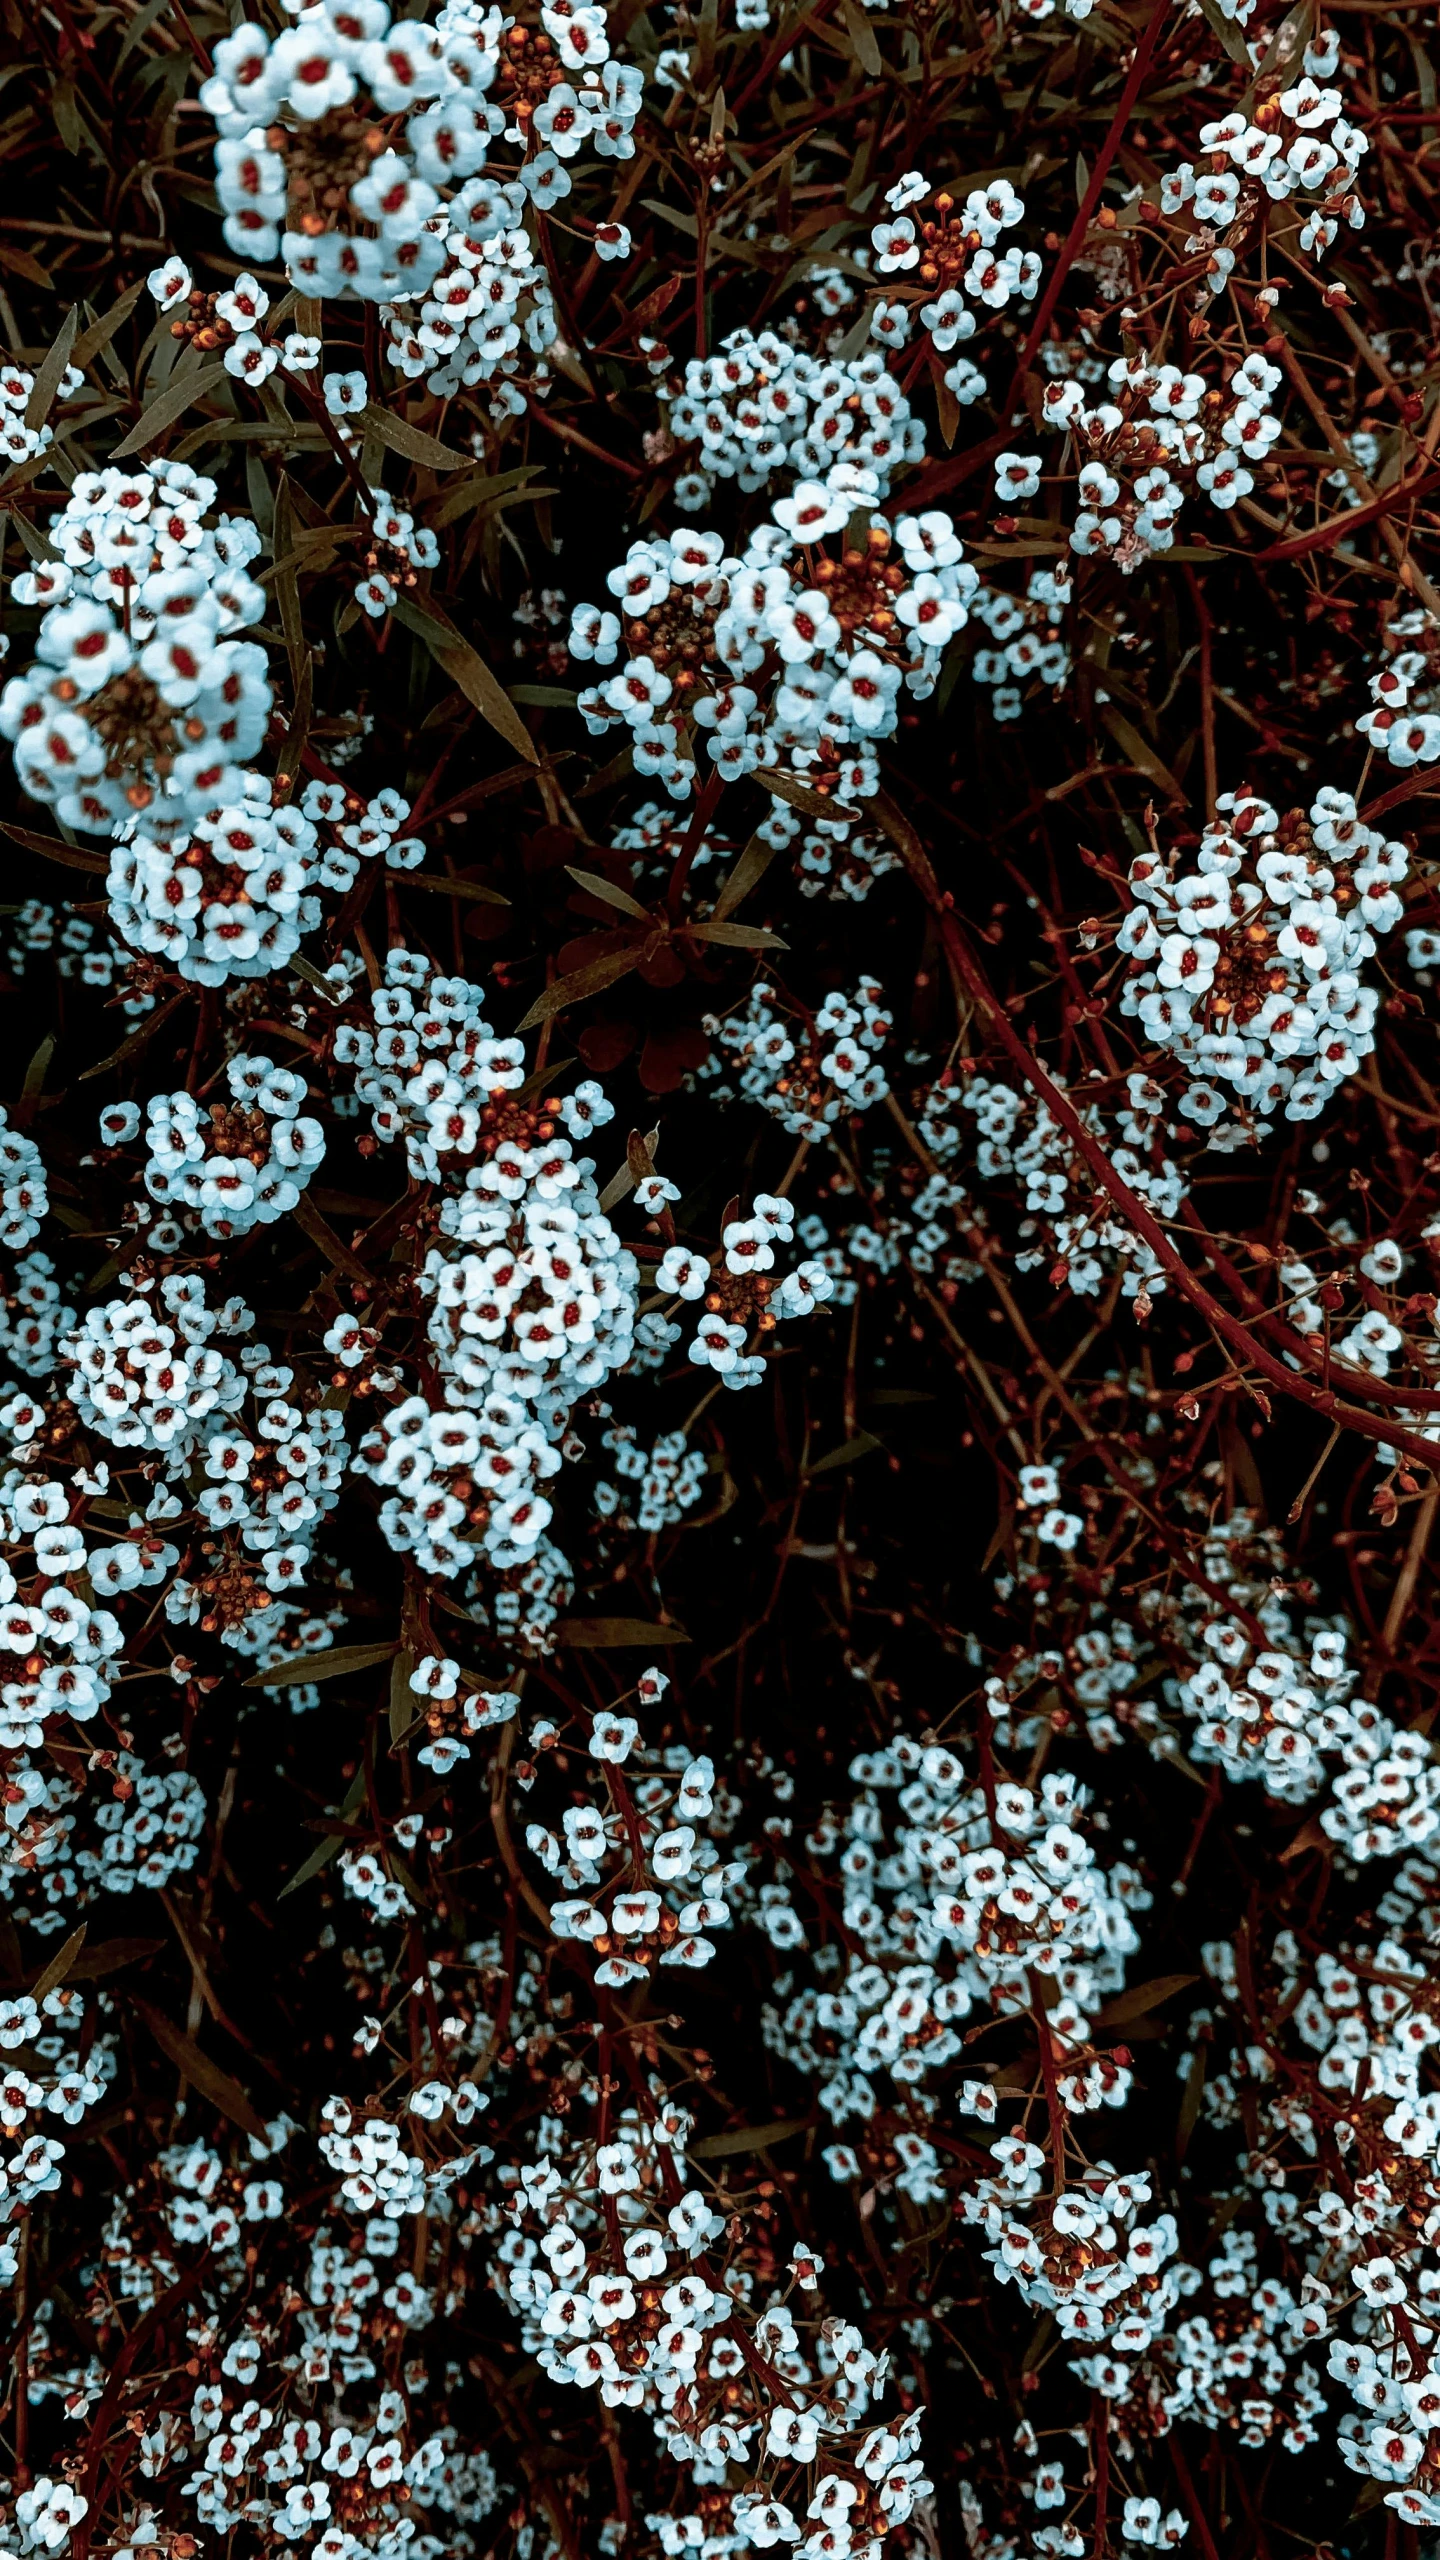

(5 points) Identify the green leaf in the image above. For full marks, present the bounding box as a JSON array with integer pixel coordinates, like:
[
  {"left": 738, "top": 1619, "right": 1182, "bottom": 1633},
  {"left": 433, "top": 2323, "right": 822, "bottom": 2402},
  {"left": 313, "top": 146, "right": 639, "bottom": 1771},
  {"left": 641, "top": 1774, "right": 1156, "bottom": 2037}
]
[
  {"left": 1176, "top": 2040, "right": 1206, "bottom": 2161},
  {"left": 244, "top": 1640, "right": 398, "bottom": 1691},
  {"left": 290, "top": 954, "right": 345, "bottom": 1004},
  {"left": 554, "top": 1616, "right": 691, "bottom": 1647},
  {"left": 78, "top": 993, "right": 186, "bottom": 1084},
  {"left": 516, "top": 945, "right": 643, "bottom": 1031},
  {"left": 289, "top": 1191, "right": 377, "bottom": 1287},
  {"left": 1098, "top": 705, "right": 1187, "bottom": 808},
  {"left": 565, "top": 866, "right": 651, "bottom": 921},
  {"left": 10, "top": 508, "right": 59, "bottom": 565},
  {"left": 131, "top": 2000, "right": 268, "bottom": 2142},
  {"left": 111, "top": 356, "right": 231, "bottom": 460},
  {"left": 0, "top": 819, "right": 107, "bottom": 876},
  {"left": 687, "top": 920, "right": 788, "bottom": 950},
  {"left": 360, "top": 404, "right": 472, "bottom": 472},
  {"left": 834, "top": 0, "right": 882, "bottom": 71},
  {"left": 392, "top": 595, "right": 539, "bottom": 766},
  {"left": 69, "top": 1936, "right": 164, "bottom": 1981},
  {"left": 402, "top": 870, "right": 511, "bottom": 907},
  {"left": 271, "top": 474, "right": 308, "bottom": 695},
  {"left": 21, "top": 1035, "right": 55, "bottom": 1103},
  {"left": 31, "top": 1923, "right": 86, "bottom": 2000},
  {"left": 509, "top": 684, "right": 578, "bottom": 708},
  {"left": 1195, "top": 0, "right": 1252, "bottom": 65},
  {"left": 275, "top": 648, "right": 312, "bottom": 795},
  {"left": 428, "top": 463, "right": 551, "bottom": 530},
  {"left": 711, "top": 829, "right": 783, "bottom": 921},
  {"left": 279, "top": 1771, "right": 368, "bottom": 1900},
  {"left": 389, "top": 1649, "right": 417, "bottom": 1745},
  {"left": 690, "top": 2116, "right": 808, "bottom": 2158},
  {"left": 1094, "top": 1973, "right": 1198, "bottom": 2029},
  {"left": 642, "top": 198, "right": 700, "bottom": 239},
  {"left": 25, "top": 303, "right": 79, "bottom": 431},
  {"left": 805, "top": 1432, "right": 880, "bottom": 1476},
  {"left": 1253, "top": 0, "right": 1314, "bottom": 84},
  {"left": 52, "top": 74, "right": 83, "bottom": 151},
  {"left": 754, "top": 765, "right": 843, "bottom": 822},
  {"left": 0, "top": 242, "right": 53, "bottom": 290}
]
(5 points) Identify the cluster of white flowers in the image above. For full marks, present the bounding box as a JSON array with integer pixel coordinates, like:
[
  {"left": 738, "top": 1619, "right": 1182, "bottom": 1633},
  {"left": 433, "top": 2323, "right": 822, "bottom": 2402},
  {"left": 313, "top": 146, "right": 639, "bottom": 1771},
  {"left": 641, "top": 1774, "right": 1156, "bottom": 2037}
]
[
  {"left": 1115, "top": 785, "right": 1408, "bottom": 1144},
  {"left": 752, "top": 796, "right": 900, "bottom": 902},
  {"left": 1035, "top": 347, "right": 1284, "bottom": 566},
  {"left": 351, "top": 487, "right": 440, "bottom": 618},
  {"left": 0, "top": 1983, "right": 110, "bottom": 2289},
  {"left": 0, "top": 1255, "right": 75, "bottom": 1391},
  {"left": 596, "top": 1425, "right": 707, "bottom": 1533},
  {"left": 1160, "top": 33, "right": 1365, "bottom": 276},
  {"left": 1359, "top": 640, "right": 1440, "bottom": 769},
  {"left": 966, "top": 2155, "right": 1187, "bottom": 2361},
  {"left": 0, "top": 1469, "right": 175, "bottom": 1751},
  {"left": 164, "top": 1396, "right": 348, "bottom": 1630},
  {"left": 337, "top": 949, "right": 638, "bottom": 1625},
  {"left": 705, "top": 979, "right": 890, "bottom": 1138},
  {"left": 652, "top": 1192, "right": 836, "bottom": 1392},
  {"left": 5, "top": 898, "right": 126, "bottom": 996},
  {"left": 127, "top": 1056, "right": 327, "bottom": 1241},
  {"left": 667, "top": 331, "right": 925, "bottom": 509},
  {"left": 339, "top": 947, "right": 530, "bottom": 1176},
  {"left": 319, "top": 2088, "right": 484, "bottom": 2225},
  {"left": 3, "top": 1274, "right": 344, "bottom": 1644},
  {"left": 497, "top": 2106, "right": 931, "bottom": 2546},
  {"left": 1172, "top": 1605, "right": 1440, "bottom": 1855},
  {"left": 203, "top": 0, "right": 641, "bottom": 377},
  {"left": 55, "top": 1276, "right": 254, "bottom": 1467},
  {"left": 538, "top": 1723, "right": 744, "bottom": 1983},
  {"left": 3, "top": 1748, "right": 206, "bottom": 1934},
  {"left": 868, "top": 170, "right": 1037, "bottom": 395},
  {"left": 61, "top": 2078, "right": 509, "bottom": 2541},
  {"left": 1141, "top": 1863, "right": 1440, "bottom": 2524},
  {"left": 0, "top": 1108, "right": 49, "bottom": 1253},
  {"left": 759, "top": 1730, "right": 1148, "bottom": 2131},
  {"left": 107, "top": 775, "right": 426, "bottom": 990},
  {"left": 923, "top": 1068, "right": 1187, "bottom": 1306},
  {"left": 569, "top": 487, "right": 977, "bottom": 803},
  {"left": 0, "top": 353, "right": 76, "bottom": 471},
  {"left": 969, "top": 566, "right": 1072, "bottom": 723},
  {"left": 380, "top": 184, "right": 562, "bottom": 404},
  {"left": 1, "top": 461, "right": 269, "bottom": 840}
]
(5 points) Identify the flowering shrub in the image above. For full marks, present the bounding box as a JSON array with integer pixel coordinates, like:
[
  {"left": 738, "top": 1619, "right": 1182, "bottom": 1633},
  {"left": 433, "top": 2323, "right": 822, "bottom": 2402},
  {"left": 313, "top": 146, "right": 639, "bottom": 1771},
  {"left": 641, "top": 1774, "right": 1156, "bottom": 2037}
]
[{"left": 0, "top": 1, "right": 1438, "bottom": 2556}]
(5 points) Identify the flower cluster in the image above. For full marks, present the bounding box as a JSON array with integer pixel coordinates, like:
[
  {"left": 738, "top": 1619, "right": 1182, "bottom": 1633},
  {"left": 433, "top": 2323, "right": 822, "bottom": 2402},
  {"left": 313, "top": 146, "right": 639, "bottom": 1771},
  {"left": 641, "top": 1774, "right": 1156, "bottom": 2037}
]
[
  {"left": 759, "top": 1728, "right": 1149, "bottom": 2127},
  {"left": 1, "top": 461, "right": 269, "bottom": 838},
  {"left": 337, "top": 948, "right": 638, "bottom": 1626},
  {"left": 133, "top": 1054, "right": 327, "bottom": 1240},
  {"left": 7, "top": 1, "right": 1440, "bottom": 2553},
  {"left": 0, "top": 1982, "right": 110, "bottom": 2290},
  {"left": 921, "top": 1067, "right": 1188, "bottom": 1307},
  {"left": 202, "top": 0, "right": 642, "bottom": 323},
  {"left": 667, "top": 331, "right": 926, "bottom": 509},
  {"left": 497, "top": 2104, "right": 933, "bottom": 2546},
  {"left": 106, "top": 775, "right": 427, "bottom": 989},
  {"left": 569, "top": 488, "right": 978, "bottom": 802},
  {"left": 706, "top": 979, "right": 891, "bottom": 1138},
  {"left": 1360, "top": 637, "right": 1440, "bottom": 769},
  {"left": 1160, "top": 34, "right": 1367, "bottom": 277},
  {"left": 1038, "top": 347, "right": 1284, "bottom": 567},
  {"left": 596, "top": 1425, "right": 708, "bottom": 1534},
  {"left": 654, "top": 1192, "right": 837, "bottom": 1391},
  {"left": 1114, "top": 784, "right": 1408, "bottom": 1143},
  {"left": 869, "top": 170, "right": 1037, "bottom": 391},
  {"left": 0, "top": 1107, "right": 49, "bottom": 1252},
  {"left": 538, "top": 1705, "right": 742, "bottom": 1981}
]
